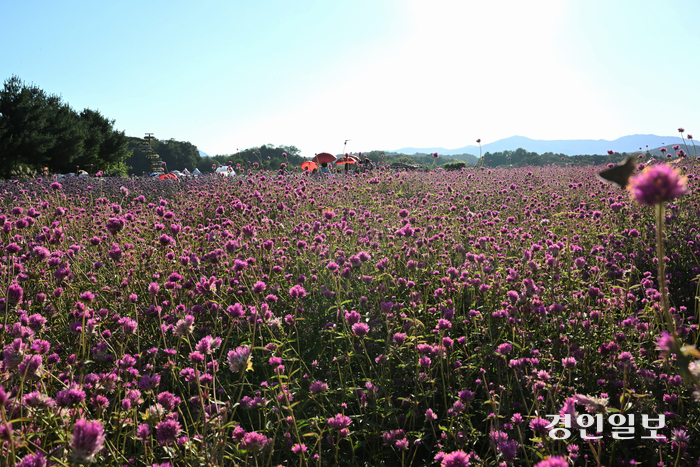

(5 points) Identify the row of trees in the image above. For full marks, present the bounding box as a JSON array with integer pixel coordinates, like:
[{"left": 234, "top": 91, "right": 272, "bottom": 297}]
[
  {"left": 0, "top": 76, "right": 307, "bottom": 179},
  {"left": 0, "top": 76, "right": 131, "bottom": 178},
  {"left": 125, "top": 140, "right": 306, "bottom": 175},
  {"left": 478, "top": 148, "right": 634, "bottom": 167},
  {"left": 203, "top": 144, "right": 305, "bottom": 172}
]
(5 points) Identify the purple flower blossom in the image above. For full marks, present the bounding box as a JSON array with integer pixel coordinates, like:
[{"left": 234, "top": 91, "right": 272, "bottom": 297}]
[
  {"left": 656, "top": 331, "right": 676, "bottom": 354},
  {"left": 240, "top": 431, "right": 269, "bottom": 451},
  {"left": 148, "top": 282, "right": 160, "bottom": 296},
  {"left": 327, "top": 414, "right": 352, "bottom": 430},
  {"left": 628, "top": 164, "right": 688, "bottom": 205},
  {"left": 138, "top": 374, "right": 161, "bottom": 392},
  {"left": 7, "top": 282, "right": 23, "bottom": 305},
  {"left": 534, "top": 457, "right": 568, "bottom": 467},
  {"left": 309, "top": 381, "right": 329, "bottom": 394},
  {"left": 57, "top": 383, "right": 86, "bottom": 407},
  {"left": 352, "top": 322, "right": 369, "bottom": 336},
  {"left": 529, "top": 417, "right": 550, "bottom": 433},
  {"left": 195, "top": 335, "right": 222, "bottom": 355},
  {"left": 156, "top": 419, "right": 182, "bottom": 445},
  {"left": 441, "top": 450, "right": 471, "bottom": 467},
  {"left": 136, "top": 423, "right": 150, "bottom": 441},
  {"left": 16, "top": 452, "right": 46, "bottom": 467},
  {"left": 227, "top": 346, "right": 251, "bottom": 372},
  {"left": 289, "top": 284, "right": 307, "bottom": 299},
  {"left": 292, "top": 443, "right": 307, "bottom": 454},
  {"left": 70, "top": 419, "right": 105, "bottom": 463}
]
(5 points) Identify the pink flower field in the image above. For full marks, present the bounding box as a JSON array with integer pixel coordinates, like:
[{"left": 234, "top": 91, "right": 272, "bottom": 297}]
[{"left": 1, "top": 162, "right": 699, "bottom": 466}]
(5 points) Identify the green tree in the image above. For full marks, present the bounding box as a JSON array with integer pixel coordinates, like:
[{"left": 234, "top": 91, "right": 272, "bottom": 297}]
[
  {"left": 126, "top": 137, "right": 203, "bottom": 175},
  {"left": 77, "top": 108, "right": 130, "bottom": 175},
  {"left": 0, "top": 75, "right": 130, "bottom": 178},
  {"left": 442, "top": 161, "right": 467, "bottom": 171}
]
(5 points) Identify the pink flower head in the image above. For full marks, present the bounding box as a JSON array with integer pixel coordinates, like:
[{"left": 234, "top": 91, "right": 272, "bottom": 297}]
[
  {"left": 70, "top": 419, "right": 105, "bottom": 463},
  {"left": 534, "top": 456, "right": 568, "bottom": 467},
  {"left": 156, "top": 419, "right": 182, "bottom": 445},
  {"left": 627, "top": 164, "right": 688, "bottom": 206},
  {"left": 655, "top": 331, "right": 676, "bottom": 354},
  {"left": 352, "top": 322, "right": 369, "bottom": 336},
  {"left": 227, "top": 346, "right": 251, "bottom": 372},
  {"left": 309, "top": 381, "right": 329, "bottom": 394},
  {"left": 327, "top": 414, "right": 352, "bottom": 430},
  {"left": 441, "top": 450, "right": 471, "bottom": 467}
]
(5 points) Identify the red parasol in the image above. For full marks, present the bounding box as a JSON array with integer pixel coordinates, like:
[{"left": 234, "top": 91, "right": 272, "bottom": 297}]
[
  {"left": 311, "top": 152, "right": 336, "bottom": 164},
  {"left": 301, "top": 161, "right": 318, "bottom": 171},
  {"left": 334, "top": 156, "right": 358, "bottom": 165}
]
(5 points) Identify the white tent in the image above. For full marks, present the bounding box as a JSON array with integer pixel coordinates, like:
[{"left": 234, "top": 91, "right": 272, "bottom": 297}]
[
  {"left": 215, "top": 166, "right": 236, "bottom": 177},
  {"left": 192, "top": 168, "right": 202, "bottom": 175},
  {"left": 182, "top": 168, "right": 191, "bottom": 175}
]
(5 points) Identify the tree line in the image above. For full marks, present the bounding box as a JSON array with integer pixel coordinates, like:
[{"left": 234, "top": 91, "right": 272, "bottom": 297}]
[
  {"left": 478, "top": 148, "right": 636, "bottom": 167},
  {"left": 126, "top": 140, "right": 306, "bottom": 175},
  {"left": 0, "top": 76, "right": 131, "bottom": 178}
]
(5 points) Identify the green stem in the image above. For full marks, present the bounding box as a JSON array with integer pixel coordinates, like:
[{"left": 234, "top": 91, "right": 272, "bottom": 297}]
[{"left": 655, "top": 204, "right": 676, "bottom": 333}]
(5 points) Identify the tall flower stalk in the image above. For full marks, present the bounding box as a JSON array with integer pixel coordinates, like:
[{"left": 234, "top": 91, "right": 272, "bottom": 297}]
[
  {"left": 627, "top": 162, "right": 700, "bottom": 385},
  {"left": 476, "top": 139, "right": 483, "bottom": 168},
  {"left": 678, "top": 128, "right": 693, "bottom": 160}
]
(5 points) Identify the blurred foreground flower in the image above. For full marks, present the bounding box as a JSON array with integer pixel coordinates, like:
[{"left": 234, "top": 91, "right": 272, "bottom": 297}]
[
  {"left": 534, "top": 457, "right": 568, "bottom": 467},
  {"left": 627, "top": 164, "right": 688, "bottom": 206},
  {"left": 574, "top": 394, "right": 609, "bottom": 414}
]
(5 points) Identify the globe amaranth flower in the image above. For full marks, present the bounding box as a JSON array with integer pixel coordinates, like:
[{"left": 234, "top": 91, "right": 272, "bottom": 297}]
[
  {"left": 655, "top": 331, "right": 679, "bottom": 355},
  {"left": 7, "top": 282, "right": 23, "bottom": 305},
  {"left": 441, "top": 450, "right": 471, "bottom": 467},
  {"left": 57, "top": 383, "right": 86, "bottom": 407},
  {"left": 156, "top": 419, "right": 182, "bottom": 445},
  {"left": 627, "top": 164, "right": 688, "bottom": 206},
  {"left": 16, "top": 451, "right": 46, "bottom": 467},
  {"left": 227, "top": 346, "right": 251, "bottom": 372},
  {"left": 70, "top": 419, "right": 105, "bottom": 463},
  {"left": 327, "top": 414, "right": 352, "bottom": 430},
  {"left": 352, "top": 322, "right": 370, "bottom": 336},
  {"left": 240, "top": 431, "right": 270, "bottom": 451},
  {"left": 534, "top": 456, "right": 568, "bottom": 467},
  {"left": 529, "top": 417, "right": 550, "bottom": 433},
  {"left": 309, "top": 381, "right": 329, "bottom": 394},
  {"left": 291, "top": 443, "right": 307, "bottom": 454}
]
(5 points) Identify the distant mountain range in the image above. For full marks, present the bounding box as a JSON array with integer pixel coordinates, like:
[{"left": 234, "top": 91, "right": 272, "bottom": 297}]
[
  {"left": 394, "top": 134, "right": 695, "bottom": 157},
  {"left": 198, "top": 149, "right": 210, "bottom": 158}
]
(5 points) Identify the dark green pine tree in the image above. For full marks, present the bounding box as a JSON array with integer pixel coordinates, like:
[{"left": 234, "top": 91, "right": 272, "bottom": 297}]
[
  {"left": 0, "top": 76, "right": 60, "bottom": 177},
  {"left": 0, "top": 75, "right": 131, "bottom": 177}
]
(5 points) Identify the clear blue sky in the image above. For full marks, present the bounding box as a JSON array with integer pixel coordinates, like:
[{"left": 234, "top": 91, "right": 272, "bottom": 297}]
[{"left": 3, "top": 0, "right": 699, "bottom": 157}]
